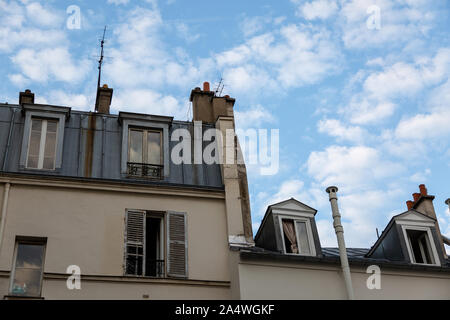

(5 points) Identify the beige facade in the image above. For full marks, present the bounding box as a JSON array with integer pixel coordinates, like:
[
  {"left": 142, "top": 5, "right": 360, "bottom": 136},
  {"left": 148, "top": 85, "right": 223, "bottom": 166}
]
[
  {"left": 0, "top": 176, "right": 232, "bottom": 299},
  {"left": 233, "top": 253, "right": 450, "bottom": 299}
]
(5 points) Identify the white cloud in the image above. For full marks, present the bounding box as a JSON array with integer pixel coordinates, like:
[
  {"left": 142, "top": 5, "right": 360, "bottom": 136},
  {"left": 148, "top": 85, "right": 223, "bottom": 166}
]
[
  {"left": 295, "top": 0, "right": 338, "bottom": 20},
  {"left": 107, "top": 0, "right": 129, "bottom": 5},
  {"left": 48, "top": 91, "right": 91, "bottom": 110},
  {"left": 307, "top": 145, "right": 404, "bottom": 192},
  {"left": 25, "top": 2, "right": 63, "bottom": 27},
  {"left": 318, "top": 119, "right": 368, "bottom": 143},
  {"left": 174, "top": 22, "right": 200, "bottom": 43},
  {"left": 11, "top": 47, "right": 91, "bottom": 83},
  {"left": 235, "top": 105, "right": 275, "bottom": 129}
]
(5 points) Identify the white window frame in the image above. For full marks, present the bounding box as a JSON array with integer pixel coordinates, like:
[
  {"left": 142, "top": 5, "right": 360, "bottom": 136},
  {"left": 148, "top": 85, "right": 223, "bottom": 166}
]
[
  {"left": 400, "top": 225, "right": 440, "bottom": 266},
  {"left": 127, "top": 127, "right": 163, "bottom": 166},
  {"left": 9, "top": 239, "right": 47, "bottom": 298},
  {"left": 278, "top": 215, "right": 316, "bottom": 256},
  {"left": 26, "top": 118, "right": 59, "bottom": 170}
]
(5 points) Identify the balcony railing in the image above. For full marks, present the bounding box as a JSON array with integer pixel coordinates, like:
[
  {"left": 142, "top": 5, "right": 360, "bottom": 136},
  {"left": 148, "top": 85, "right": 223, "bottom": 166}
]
[
  {"left": 147, "top": 259, "right": 165, "bottom": 278},
  {"left": 127, "top": 162, "right": 163, "bottom": 179}
]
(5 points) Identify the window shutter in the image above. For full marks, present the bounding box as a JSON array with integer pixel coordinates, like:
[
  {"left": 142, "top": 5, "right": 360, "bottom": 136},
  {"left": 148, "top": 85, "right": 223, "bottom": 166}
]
[
  {"left": 167, "top": 211, "right": 187, "bottom": 278},
  {"left": 124, "top": 210, "right": 145, "bottom": 275}
]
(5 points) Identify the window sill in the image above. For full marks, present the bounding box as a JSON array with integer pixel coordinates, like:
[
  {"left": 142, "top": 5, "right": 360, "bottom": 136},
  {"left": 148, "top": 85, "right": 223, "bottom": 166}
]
[{"left": 4, "top": 295, "right": 44, "bottom": 300}]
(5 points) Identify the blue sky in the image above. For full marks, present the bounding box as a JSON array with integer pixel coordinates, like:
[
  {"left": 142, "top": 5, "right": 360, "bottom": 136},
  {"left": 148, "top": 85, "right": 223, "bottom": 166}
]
[{"left": 1, "top": 0, "right": 449, "bottom": 250}]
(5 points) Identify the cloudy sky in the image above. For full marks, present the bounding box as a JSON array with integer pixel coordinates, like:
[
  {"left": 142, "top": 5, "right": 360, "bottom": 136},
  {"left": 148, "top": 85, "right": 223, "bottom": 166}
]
[{"left": 1, "top": 0, "right": 449, "bottom": 251}]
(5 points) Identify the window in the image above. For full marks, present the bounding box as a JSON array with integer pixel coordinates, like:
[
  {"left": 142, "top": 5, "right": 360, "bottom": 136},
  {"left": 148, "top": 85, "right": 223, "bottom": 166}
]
[
  {"left": 125, "top": 210, "right": 187, "bottom": 278},
  {"left": 26, "top": 118, "right": 58, "bottom": 170},
  {"left": 127, "top": 128, "right": 163, "bottom": 179},
  {"left": 406, "top": 229, "right": 436, "bottom": 265},
  {"left": 280, "top": 218, "right": 315, "bottom": 256},
  {"left": 10, "top": 238, "right": 46, "bottom": 297}
]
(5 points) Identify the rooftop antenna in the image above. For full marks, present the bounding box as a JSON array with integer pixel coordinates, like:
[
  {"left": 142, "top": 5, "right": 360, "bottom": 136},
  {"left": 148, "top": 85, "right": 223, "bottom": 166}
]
[
  {"left": 97, "top": 26, "right": 107, "bottom": 90},
  {"left": 214, "top": 77, "right": 225, "bottom": 97}
]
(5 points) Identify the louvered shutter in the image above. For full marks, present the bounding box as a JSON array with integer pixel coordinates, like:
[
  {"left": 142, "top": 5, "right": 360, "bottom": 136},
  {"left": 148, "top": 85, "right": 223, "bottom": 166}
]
[
  {"left": 125, "top": 210, "right": 145, "bottom": 275},
  {"left": 167, "top": 211, "right": 187, "bottom": 278}
]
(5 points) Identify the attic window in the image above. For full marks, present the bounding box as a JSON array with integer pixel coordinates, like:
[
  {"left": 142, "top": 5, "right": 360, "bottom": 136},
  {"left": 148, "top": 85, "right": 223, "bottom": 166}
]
[
  {"left": 280, "top": 218, "right": 315, "bottom": 256},
  {"left": 406, "top": 229, "right": 436, "bottom": 265}
]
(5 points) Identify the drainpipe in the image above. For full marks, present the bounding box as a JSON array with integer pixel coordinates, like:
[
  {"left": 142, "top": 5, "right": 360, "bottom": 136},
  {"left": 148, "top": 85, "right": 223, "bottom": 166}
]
[
  {"left": 0, "top": 183, "right": 11, "bottom": 253},
  {"left": 326, "top": 186, "right": 355, "bottom": 300},
  {"left": 2, "top": 109, "right": 17, "bottom": 171}
]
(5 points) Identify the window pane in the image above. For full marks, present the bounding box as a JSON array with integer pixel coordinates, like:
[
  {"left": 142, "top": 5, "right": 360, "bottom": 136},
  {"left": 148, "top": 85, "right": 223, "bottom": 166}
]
[
  {"left": 27, "top": 120, "right": 42, "bottom": 168},
  {"left": 15, "top": 244, "right": 45, "bottom": 269},
  {"left": 129, "top": 130, "right": 143, "bottom": 163},
  {"left": 147, "top": 131, "right": 161, "bottom": 165},
  {"left": 46, "top": 120, "right": 57, "bottom": 133},
  {"left": 296, "top": 221, "right": 311, "bottom": 254},
  {"left": 31, "top": 119, "right": 42, "bottom": 131},
  {"left": 43, "top": 131, "right": 56, "bottom": 169},
  {"left": 11, "top": 268, "right": 42, "bottom": 297}
]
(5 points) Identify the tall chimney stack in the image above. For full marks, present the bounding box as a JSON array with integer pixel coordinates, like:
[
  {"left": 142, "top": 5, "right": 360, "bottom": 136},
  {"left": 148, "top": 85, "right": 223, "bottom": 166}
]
[
  {"left": 95, "top": 84, "right": 113, "bottom": 114},
  {"left": 19, "top": 89, "right": 34, "bottom": 105}
]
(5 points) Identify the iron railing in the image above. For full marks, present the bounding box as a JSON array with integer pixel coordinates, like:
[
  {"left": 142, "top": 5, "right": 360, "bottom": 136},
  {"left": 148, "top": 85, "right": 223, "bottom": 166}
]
[{"left": 127, "top": 162, "right": 163, "bottom": 179}]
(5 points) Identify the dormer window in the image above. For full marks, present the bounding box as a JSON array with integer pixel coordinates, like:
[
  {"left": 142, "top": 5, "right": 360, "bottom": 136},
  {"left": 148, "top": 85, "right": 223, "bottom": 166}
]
[
  {"left": 127, "top": 128, "right": 163, "bottom": 179},
  {"left": 280, "top": 217, "right": 315, "bottom": 256},
  {"left": 26, "top": 118, "right": 58, "bottom": 170},
  {"left": 402, "top": 226, "right": 440, "bottom": 266}
]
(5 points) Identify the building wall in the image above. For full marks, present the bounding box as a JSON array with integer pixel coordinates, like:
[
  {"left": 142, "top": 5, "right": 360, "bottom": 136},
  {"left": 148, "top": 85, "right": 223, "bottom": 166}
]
[
  {"left": 0, "top": 178, "right": 231, "bottom": 299},
  {"left": 235, "top": 256, "right": 450, "bottom": 299}
]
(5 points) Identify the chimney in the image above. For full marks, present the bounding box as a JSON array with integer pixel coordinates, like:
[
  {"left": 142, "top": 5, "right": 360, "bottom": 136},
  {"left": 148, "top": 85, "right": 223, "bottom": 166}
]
[
  {"left": 419, "top": 184, "right": 427, "bottom": 196},
  {"left": 95, "top": 84, "right": 113, "bottom": 114},
  {"left": 19, "top": 89, "right": 34, "bottom": 104},
  {"left": 412, "top": 193, "right": 421, "bottom": 202},
  {"left": 406, "top": 200, "right": 414, "bottom": 211},
  {"left": 190, "top": 81, "right": 235, "bottom": 123}
]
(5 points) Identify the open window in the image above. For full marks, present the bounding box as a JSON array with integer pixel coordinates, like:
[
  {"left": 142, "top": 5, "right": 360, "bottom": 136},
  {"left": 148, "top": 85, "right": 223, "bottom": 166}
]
[
  {"left": 127, "top": 128, "right": 163, "bottom": 179},
  {"left": 280, "top": 217, "right": 315, "bottom": 256},
  {"left": 9, "top": 237, "right": 47, "bottom": 298},
  {"left": 125, "top": 210, "right": 187, "bottom": 278},
  {"left": 405, "top": 228, "right": 437, "bottom": 265}
]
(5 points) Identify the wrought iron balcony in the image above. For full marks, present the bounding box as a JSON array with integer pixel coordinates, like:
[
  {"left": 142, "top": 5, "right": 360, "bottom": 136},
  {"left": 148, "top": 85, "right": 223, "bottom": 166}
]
[{"left": 127, "top": 162, "right": 163, "bottom": 179}]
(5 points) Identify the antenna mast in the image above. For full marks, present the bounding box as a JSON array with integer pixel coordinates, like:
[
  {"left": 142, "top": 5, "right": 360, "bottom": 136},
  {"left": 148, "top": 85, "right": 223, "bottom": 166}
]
[{"left": 97, "top": 26, "right": 107, "bottom": 89}]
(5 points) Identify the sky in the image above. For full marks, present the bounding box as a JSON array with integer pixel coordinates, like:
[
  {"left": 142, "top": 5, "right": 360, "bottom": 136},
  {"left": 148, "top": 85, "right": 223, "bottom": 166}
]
[{"left": 1, "top": 0, "right": 449, "bottom": 251}]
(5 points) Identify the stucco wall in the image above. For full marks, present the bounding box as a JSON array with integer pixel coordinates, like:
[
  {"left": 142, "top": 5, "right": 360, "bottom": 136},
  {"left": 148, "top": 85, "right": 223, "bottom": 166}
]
[
  {"left": 236, "top": 258, "right": 450, "bottom": 299},
  {"left": 0, "top": 180, "right": 230, "bottom": 299}
]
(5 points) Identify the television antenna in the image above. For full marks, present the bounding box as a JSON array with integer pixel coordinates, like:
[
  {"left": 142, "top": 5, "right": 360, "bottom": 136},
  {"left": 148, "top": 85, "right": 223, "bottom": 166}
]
[
  {"left": 214, "top": 77, "right": 225, "bottom": 97},
  {"left": 97, "top": 26, "right": 107, "bottom": 90}
]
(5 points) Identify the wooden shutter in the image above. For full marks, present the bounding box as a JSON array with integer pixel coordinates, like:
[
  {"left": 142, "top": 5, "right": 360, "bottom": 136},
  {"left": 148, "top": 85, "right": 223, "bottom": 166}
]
[
  {"left": 166, "top": 211, "right": 187, "bottom": 278},
  {"left": 124, "top": 210, "right": 145, "bottom": 275}
]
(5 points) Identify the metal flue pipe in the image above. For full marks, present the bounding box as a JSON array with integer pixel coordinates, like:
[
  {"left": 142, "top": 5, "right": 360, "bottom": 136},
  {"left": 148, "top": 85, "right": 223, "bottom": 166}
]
[
  {"left": 443, "top": 199, "right": 450, "bottom": 246},
  {"left": 326, "top": 186, "right": 355, "bottom": 300},
  {"left": 0, "top": 183, "right": 11, "bottom": 253}
]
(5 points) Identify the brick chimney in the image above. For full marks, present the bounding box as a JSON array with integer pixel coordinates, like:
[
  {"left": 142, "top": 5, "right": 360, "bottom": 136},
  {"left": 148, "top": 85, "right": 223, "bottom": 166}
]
[
  {"left": 95, "top": 84, "right": 113, "bottom": 114},
  {"left": 190, "top": 81, "right": 235, "bottom": 123},
  {"left": 19, "top": 89, "right": 34, "bottom": 104},
  {"left": 407, "top": 184, "right": 447, "bottom": 257}
]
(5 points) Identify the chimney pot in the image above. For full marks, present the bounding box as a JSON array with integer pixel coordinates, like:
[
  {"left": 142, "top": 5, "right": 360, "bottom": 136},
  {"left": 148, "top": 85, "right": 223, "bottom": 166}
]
[
  {"left": 406, "top": 200, "right": 414, "bottom": 210},
  {"left": 203, "top": 82, "right": 210, "bottom": 92},
  {"left": 412, "top": 193, "right": 421, "bottom": 202},
  {"left": 419, "top": 184, "right": 427, "bottom": 196}
]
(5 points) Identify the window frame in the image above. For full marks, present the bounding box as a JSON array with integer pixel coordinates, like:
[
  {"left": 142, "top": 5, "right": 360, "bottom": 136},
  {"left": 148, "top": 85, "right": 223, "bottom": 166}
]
[
  {"left": 9, "top": 237, "right": 47, "bottom": 298},
  {"left": 124, "top": 209, "right": 166, "bottom": 278},
  {"left": 26, "top": 117, "right": 59, "bottom": 170},
  {"left": 127, "top": 127, "right": 163, "bottom": 166},
  {"left": 278, "top": 215, "right": 316, "bottom": 256},
  {"left": 19, "top": 105, "right": 70, "bottom": 171},
  {"left": 400, "top": 225, "right": 440, "bottom": 266}
]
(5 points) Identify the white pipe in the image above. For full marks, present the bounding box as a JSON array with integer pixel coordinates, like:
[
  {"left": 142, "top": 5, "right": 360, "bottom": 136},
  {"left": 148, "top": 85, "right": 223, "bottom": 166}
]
[
  {"left": 326, "top": 186, "right": 355, "bottom": 300},
  {"left": 0, "top": 183, "right": 11, "bottom": 253}
]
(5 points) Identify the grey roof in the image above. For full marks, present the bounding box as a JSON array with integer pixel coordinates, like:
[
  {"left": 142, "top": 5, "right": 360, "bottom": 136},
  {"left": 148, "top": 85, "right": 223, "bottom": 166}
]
[
  {"left": 236, "top": 245, "right": 450, "bottom": 271},
  {"left": 0, "top": 103, "right": 223, "bottom": 189}
]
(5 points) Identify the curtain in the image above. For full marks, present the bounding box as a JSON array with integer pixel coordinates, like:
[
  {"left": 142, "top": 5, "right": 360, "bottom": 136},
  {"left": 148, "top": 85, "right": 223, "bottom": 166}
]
[{"left": 282, "top": 220, "right": 298, "bottom": 253}]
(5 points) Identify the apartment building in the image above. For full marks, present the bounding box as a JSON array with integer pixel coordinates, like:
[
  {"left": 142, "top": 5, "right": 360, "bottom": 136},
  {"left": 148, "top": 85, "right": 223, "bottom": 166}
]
[{"left": 0, "top": 83, "right": 252, "bottom": 299}]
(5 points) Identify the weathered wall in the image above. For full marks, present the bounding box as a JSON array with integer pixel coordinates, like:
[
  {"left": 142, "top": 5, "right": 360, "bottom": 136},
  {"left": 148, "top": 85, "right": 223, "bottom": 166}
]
[
  {"left": 236, "top": 257, "right": 450, "bottom": 299},
  {"left": 0, "top": 178, "right": 231, "bottom": 299}
]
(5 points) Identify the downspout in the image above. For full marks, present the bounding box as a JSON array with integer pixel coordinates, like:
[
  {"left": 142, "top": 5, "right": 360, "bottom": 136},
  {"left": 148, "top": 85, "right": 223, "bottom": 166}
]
[
  {"left": 444, "top": 199, "right": 450, "bottom": 246},
  {"left": 0, "top": 183, "right": 11, "bottom": 253},
  {"left": 326, "top": 186, "right": 355, "bottom": 300}
]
